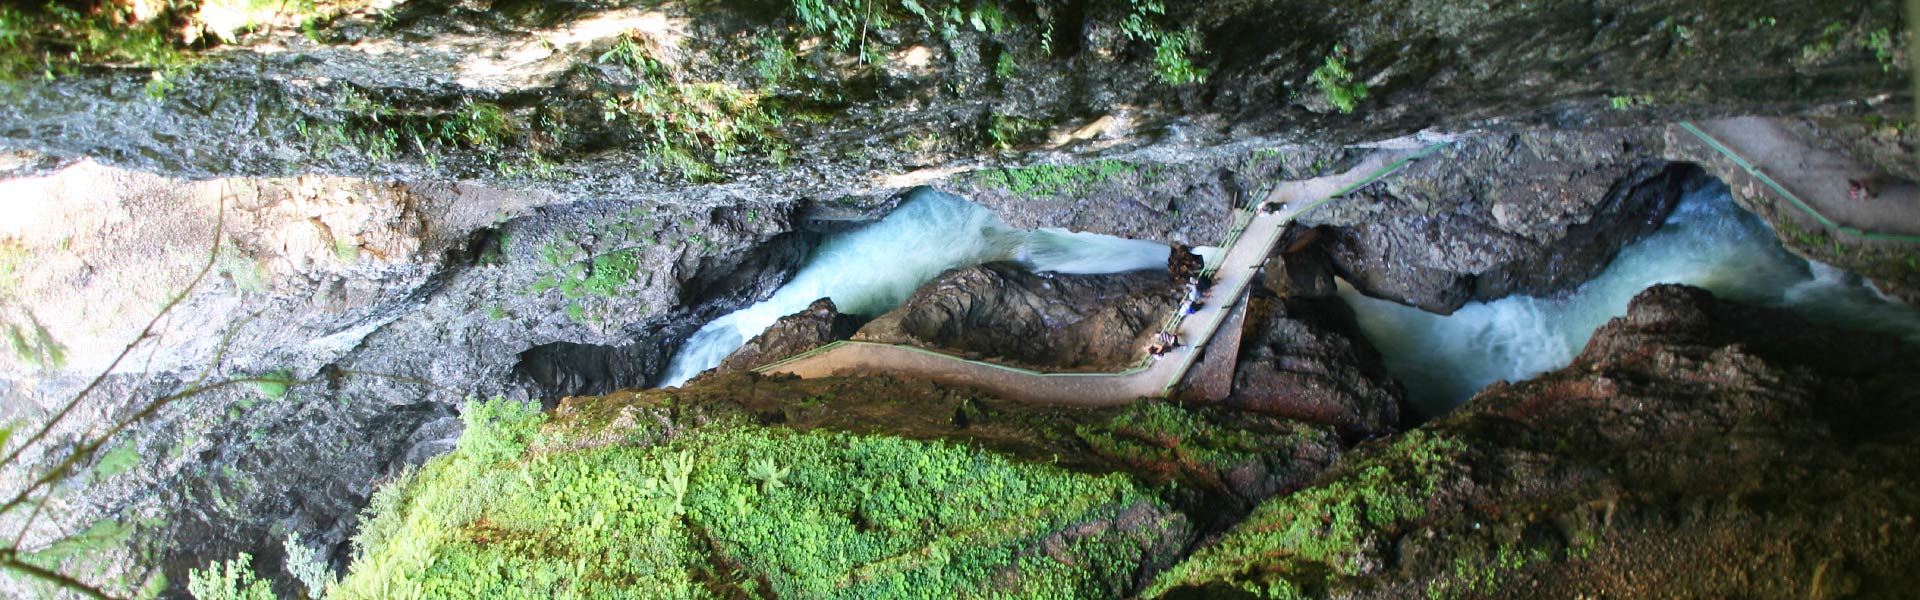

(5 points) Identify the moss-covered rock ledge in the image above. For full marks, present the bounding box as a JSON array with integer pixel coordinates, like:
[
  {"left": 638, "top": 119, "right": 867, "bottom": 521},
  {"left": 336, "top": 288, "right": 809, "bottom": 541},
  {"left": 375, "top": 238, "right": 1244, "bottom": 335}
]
[
  {"left": 1146, "top": 284, "right": 1920, "bottom": 599},
  {"left": 206, "top": 282, "right": 1920, "bottom": 599},
  {"left": 313, "top": 373, "right": 1360, "bottom": 599}
]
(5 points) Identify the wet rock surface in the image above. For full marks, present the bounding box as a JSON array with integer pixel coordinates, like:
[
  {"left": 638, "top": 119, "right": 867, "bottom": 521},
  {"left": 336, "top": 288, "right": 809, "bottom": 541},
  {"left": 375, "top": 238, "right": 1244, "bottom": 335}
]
[
  {"left": 853, "top": 263, "right": 1177, "bottom": 371},
  {"left": 1149, "top": 284, "right": 1920, "bottom": 598},
  {"left": 1303, "top": 129, "right": 1707, "bottom": 313},
  {"left": 0, "top": 0, "right": 1910, "bottom": 595},
  {"left": 1225, "top": 290, "right": 1406, "bottom": 440},
  {"left": 708, "top": 297, "right": 864, "bottom": 378}
]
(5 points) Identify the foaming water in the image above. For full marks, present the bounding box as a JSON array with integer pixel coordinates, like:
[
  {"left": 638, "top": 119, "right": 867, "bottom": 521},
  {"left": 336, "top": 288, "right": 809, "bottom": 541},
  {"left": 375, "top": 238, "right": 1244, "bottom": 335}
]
[
  {"left": 655, "top": 189, "right": 1172, "bottom": 387},
  {"left": 1344, "top": 181, "right": 1920, "bottom": 415}
]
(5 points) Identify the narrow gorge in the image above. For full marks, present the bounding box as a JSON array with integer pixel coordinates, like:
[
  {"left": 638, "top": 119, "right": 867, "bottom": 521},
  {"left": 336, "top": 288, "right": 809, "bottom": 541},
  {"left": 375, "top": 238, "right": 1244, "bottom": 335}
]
[{"left": 0, "top": 1, "right": 1916, "bottom": 599}]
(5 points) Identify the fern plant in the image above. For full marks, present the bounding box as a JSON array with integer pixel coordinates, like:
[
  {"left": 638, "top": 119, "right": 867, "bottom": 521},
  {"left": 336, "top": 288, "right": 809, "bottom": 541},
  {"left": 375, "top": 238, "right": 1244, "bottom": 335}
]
[
  {"left": 187, "top": 553, "right": 274, "bottom": 600},
  {"left": 1311, "top": 45, "right": 1369, "bottom": 114},
  {"left": 747, "top": 456, "right": 788, "bottom": 492}
]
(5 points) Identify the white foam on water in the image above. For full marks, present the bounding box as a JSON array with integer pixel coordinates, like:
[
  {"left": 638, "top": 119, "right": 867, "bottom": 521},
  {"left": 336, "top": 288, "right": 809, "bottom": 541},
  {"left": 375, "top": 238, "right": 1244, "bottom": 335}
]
[
  {"left": 656, "top": 189, "right": 1172, "bottom": 387},
  {"left": 1343, "top": 181, "right": 1920, "bottom": 415}
]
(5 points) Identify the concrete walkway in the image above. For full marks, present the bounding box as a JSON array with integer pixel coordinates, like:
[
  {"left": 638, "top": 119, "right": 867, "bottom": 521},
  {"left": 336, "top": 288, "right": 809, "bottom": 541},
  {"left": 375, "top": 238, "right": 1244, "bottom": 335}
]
[
  {"left": 1684, "top": 118, "right": 1920, "bottom": 238},
  {"left": 753, "top": 144, "right": 1447, "bottom": 406}
]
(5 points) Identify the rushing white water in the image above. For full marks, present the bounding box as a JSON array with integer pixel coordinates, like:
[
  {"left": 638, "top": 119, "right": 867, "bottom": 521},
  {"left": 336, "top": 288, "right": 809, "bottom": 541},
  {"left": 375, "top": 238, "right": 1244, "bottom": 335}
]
[
  {"left": 1344, "top": 181, "right": 1920, "bottom": 416},
  {"left": 655, "top": 189, "right": 1175, "bottom": 387}
]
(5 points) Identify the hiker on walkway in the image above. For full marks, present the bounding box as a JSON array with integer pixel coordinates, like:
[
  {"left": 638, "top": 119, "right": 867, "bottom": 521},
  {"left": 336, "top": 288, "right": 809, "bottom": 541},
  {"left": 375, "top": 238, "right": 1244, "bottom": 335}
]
[
  {"left": 1849, "top": 177, "right": 1881, "bottom": 201},
  {"left": 1156, "top": 331, "right": 1180, "bottom": 350}
]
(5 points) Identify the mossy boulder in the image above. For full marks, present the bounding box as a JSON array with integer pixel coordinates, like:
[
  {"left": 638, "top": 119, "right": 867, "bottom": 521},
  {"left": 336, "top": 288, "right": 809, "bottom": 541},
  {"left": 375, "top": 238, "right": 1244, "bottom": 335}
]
[{"left": 1146, "top": 284, "right": 1920, "bottom": 599}]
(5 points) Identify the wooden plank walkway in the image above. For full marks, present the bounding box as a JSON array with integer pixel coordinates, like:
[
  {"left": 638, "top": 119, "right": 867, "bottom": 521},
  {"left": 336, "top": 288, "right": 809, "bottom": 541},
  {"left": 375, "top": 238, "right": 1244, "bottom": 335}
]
[{"left": 746, "top": 143, "right": 1450, "bottom": 405}]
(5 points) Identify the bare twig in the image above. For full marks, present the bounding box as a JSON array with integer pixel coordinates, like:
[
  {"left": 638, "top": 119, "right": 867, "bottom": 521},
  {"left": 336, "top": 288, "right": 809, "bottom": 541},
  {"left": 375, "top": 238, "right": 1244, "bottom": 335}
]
[{"left": 0, "top": 189, "right": 228, "bottom": 470}]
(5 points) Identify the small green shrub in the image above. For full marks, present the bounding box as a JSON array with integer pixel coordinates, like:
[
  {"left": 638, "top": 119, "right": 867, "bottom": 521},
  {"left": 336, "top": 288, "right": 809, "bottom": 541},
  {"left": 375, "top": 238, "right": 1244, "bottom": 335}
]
[
  {"left": 597, "top": 34, "right": 786, "bottom": 182},
  {"left": 986, "top": 113, "right": 1048, "bottom": 150},
  {"left": 0, "top": 4, "right": 183, "bottom": 81},
  {"left": 456, "top": 397, "right": 546, "bottom": 465},
  {"left": 333, "top": 402, "right": 1167, "bottom": 599},
  {"left": 187, "top": 553, "right": 273, "bottom": 600},
  {"left": 969, "top": 160, "right": 1145, "bottom": 196},
  {"left": 1118, "top": 0, "right": 1207, "bottom": 85},
  {"left": 283, "top": 532, "right": 335, "bottom": 598},
  {"left": 1311, "top": 45, "right": 1369, "bottom": 114}
]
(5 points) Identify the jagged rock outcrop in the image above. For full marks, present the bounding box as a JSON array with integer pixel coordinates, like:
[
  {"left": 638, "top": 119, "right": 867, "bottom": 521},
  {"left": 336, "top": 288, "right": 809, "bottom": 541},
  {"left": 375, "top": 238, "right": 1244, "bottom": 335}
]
[
  {"left": 1303, "top": 130, "right": 1708, "bottom": 313},
  {"left": 853, "top": 263, "right": 1176, "bottom": 371},
  {"left": 709, "top": 297, "right": 863, "bottom": 377},
  {"left": 1149, "top": 284, "right": 1920, "bottom": 598},
  {"left": 1261, "top": 227, "right": 1342, "bottom": 299},
  {"left": 1225, "top": 291, "right": 1406, "bottom": 440}
]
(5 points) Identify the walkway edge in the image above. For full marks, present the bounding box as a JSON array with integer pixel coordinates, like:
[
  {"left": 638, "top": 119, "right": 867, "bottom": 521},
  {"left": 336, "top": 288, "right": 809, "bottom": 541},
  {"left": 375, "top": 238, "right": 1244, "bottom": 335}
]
[{"left": 1678, "top": 121, "right": 1920, "bottom": 244}]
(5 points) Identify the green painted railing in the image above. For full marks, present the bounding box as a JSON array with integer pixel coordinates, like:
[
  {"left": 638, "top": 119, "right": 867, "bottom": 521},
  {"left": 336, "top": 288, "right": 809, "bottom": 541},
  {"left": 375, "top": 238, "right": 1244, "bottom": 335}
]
[{"left": 1679, "top": 121, "right": 1920, "bottom": 244}]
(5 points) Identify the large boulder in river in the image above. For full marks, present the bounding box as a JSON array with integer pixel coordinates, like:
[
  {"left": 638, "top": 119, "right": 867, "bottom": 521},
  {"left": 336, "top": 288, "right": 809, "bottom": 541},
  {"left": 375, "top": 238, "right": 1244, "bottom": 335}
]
[
  {"left": 1226, "top": 291, "right": 1406, "bottom": 440},
  {"left": 709, "top": 297, "right": 863, "bottom": 377},
  {"left": 854, "top": 263, "right": 1178, "bottom": 371},
  {"left": 1303, "top": 129, "right": 1707, "bottom": 313},
  {"left": 1149, "top": 284, "right": 1920, "bottom": 598}
]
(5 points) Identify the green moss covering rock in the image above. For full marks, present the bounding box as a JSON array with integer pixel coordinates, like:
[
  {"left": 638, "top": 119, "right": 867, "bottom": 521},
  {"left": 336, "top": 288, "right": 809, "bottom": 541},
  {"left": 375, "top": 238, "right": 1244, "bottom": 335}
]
[
  {"left": 1145, "top": 284, "right": 1920, "bottom": 599},
  {"left": 333, "top": 394, "right": 1190, "bottom": 599}
]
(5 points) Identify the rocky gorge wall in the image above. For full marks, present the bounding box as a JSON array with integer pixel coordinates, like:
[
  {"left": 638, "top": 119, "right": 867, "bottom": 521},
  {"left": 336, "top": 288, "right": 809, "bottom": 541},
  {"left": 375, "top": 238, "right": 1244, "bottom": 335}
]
[{"left": 0, "top": 0, "right": 1913, "bottom": 596}]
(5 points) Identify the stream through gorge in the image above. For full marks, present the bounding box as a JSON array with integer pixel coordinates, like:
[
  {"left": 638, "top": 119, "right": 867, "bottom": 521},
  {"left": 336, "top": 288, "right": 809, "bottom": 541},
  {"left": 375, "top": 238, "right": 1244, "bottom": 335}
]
[
  {"left": 1345, "top": 180, "right": 1920, "bottom": 415},
  {"left": 655, "top": 189, "right": 1179, "bottom": 386},
  {"left": 661, "top": 181, "right": 1920, "bottom": 415}
]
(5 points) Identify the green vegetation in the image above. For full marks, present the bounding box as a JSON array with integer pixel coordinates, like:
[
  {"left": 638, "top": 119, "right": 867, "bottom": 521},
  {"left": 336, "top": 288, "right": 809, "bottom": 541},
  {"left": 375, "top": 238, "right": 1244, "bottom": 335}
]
[
  {"left": 985, "top": 113, "right": 1048, "bottom": 150},
  {"left": 0, "top": 3, "right": 183, "bottom": 82},
  {"left": 532, "top": 244, "right": 647, "bottom": 323},
  {"left": 296, "top": 95, "right": 558, "bottom": 177},
  {"left": 14, "top": 518, "right": 155, "bottom": 598},
  {"left": 283, "top": 533, "right": 336, "bottom": 598},
  {"left": 251, "top": 369, "right": 293, "bottom": 399},
  {"left": 1800, "top": 22, "right": 1850, "bottom": 62},
  {"left": 1311, "top": 45, "right": 1368, "bottom": 114},
  {"left": 789, "top": 0, "right": 1203, "bottom": 85},
  {"left": 1117, "top": 0, "right": 1206, "bottom": 85},
  {"left": 330, "top": 396, "right": 1165, "bottom": 598},
  {"left": 1863, "top": 27, "right": 1897, "bottom": 72},
  {"left": 90, "top": 439, "right": 141, "bottom": 482},
  {"left": 1145, "top": 430, "right": 1466, "bottom": 598},
  {"left": 3, "top": 313, "right": 65, "bottom": 370},
  {"left": 1075, "top": 401, "right": 1314, "bottom": 479},
  {"left": 188, "top": 553, "right": 273, "bottom": 600},
  {"left": 597, "top": 34, "right": 787, "bottom": 182},
  {"left": 1607, "top": 93, "right": 1653, "bottom": 110},
  {"left": 214, "top": 239, "right": 269, "bottom": 293},
  {"left": 968, "top": 159, "right": 1149, "bottom": 196}
]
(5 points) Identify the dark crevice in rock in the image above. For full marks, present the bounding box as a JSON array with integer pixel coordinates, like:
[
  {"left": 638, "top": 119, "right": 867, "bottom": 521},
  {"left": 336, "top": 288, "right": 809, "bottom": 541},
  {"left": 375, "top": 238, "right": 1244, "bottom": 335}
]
[{"left": 512, "top": 340, "right": 666, "bottom": 402}]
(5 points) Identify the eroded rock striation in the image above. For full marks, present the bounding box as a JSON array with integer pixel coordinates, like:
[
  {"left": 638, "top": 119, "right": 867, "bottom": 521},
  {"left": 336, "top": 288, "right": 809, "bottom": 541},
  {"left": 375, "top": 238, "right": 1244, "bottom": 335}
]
[
  {"left": 853, "top": 263, "right": 1177, "bottom": 371},
  {"left": 1224, "top": 290, "right": 1406, "bottom": 441}
]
